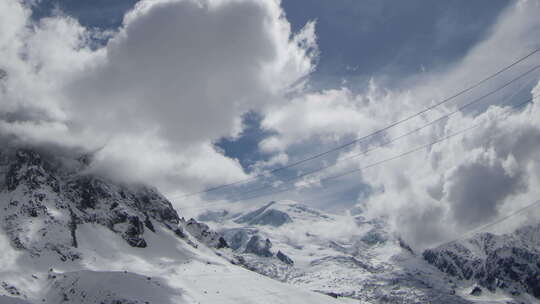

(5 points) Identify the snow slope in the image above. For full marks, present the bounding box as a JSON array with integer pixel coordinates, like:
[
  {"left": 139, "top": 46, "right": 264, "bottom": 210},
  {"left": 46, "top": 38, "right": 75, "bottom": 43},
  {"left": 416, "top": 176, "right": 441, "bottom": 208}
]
[
  {"left": 3, "top": 147, "right": 538, "bottom": 303},
  {"left": 197, "top": 200, "right": 540, "bottom": 303},
  {"left": 424, "top": 224, "right": 540, "bottom": 301},
  {"left": 0, "top": 148, "right": 353, "bottom": 304},
  {"left": 198, "top": 200, "right": 473, "bottom": 303}
]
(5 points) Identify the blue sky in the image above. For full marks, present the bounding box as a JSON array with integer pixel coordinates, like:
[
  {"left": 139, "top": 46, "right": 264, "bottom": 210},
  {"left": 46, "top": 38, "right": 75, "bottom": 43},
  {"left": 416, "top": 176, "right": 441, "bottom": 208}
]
[
  {"left": 28, "top": 0, "right": 513, "bottom": 161},
  {"left": 283, "top": 0, "right": 510, "bottom": 89},
  {"left": 32, "top": 0, "right": 138, "bottom": 29},
  {"left": 29, "top": 0, "right": 515, "bottom": 208},
  {"left": 219, "top": 0, "right": 510, "bottom": 174},
  {"left": 5, "top": 0, "right": 540, "bottom": 245},
  {"left": 34, "top": 0, "right": 510, "bottom": 89},
  {"left": 46, "top": 0, "right": 511, "bottom": 172}
]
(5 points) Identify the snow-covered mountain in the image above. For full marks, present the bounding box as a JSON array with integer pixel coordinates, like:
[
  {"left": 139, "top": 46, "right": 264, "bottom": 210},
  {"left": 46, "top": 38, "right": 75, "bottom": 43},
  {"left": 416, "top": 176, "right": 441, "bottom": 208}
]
[
  {"left": 197, "top": 201, "right": 462, "bottom": 303},
  {"left": 199, "top": 200, "right": 540, "bottom": 303},
  {"left": 424, "top": 224, "right": 540, "bottom": 302},
  {"left": 0, "top": 148, "right": 353, "bottom": 304},
  {"left": 2, "top": 147, "right": 539, "bottom": 304}
]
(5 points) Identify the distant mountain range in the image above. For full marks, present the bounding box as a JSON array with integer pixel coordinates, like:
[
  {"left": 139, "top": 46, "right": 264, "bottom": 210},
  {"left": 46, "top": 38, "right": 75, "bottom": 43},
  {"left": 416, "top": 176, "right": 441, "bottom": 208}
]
[
  {"left": 197, "top": 200, "right": 540, "bottom": 303},
  {"left": 0, "top": 147, "right": 538, "bottom": 303},
  {"left": 0, "top": 148, "right": 348, "bottom": 304}
]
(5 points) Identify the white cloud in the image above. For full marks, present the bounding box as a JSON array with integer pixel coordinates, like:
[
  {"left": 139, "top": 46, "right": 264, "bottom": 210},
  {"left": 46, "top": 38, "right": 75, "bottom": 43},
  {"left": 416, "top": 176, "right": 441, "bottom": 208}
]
[
  {"left": 260, "top": 82, "right": 390, "bottom": 153},
  {"left": 256, "top": 0, "right": 540, "bottom": 249},
  {"left": 0, "top": 0, "right": 317, "bottom": 203},
  {"left": 63, "top": 0, "right": 318, "bottom": 147},
  {"left": 2, "top": 0, "right": 540, "bottom": 251}
]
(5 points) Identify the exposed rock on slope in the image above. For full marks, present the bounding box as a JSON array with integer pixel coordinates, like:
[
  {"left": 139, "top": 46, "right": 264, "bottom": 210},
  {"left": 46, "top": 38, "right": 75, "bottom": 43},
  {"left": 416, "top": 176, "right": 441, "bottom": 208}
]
[
  {"left": 200, "top": 200, "right": 474, "bottom": 303},
  {"left": 0, "top": 149, "right": 183, "bottom": 259},
  {"left": 423, "top": 224, "right": 540, "bottom": 298},
  {"left": 0, "top": 148, "right": 347, "bottom": 304},
  {"left": 244, "top": 235, "right": 273, "bottom": 257},
  {"left": 199, "top": 199, "right": 540, "bottom": 303},
  {"left": 185, "top": 218, "right": 228, "bottom": 248}
]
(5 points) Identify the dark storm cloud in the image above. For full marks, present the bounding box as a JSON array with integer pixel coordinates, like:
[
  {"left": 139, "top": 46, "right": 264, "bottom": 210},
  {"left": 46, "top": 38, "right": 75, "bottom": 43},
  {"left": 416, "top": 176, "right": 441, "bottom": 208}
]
[{"left": 446, "top": 156, "right": 527, "bottom": 226}]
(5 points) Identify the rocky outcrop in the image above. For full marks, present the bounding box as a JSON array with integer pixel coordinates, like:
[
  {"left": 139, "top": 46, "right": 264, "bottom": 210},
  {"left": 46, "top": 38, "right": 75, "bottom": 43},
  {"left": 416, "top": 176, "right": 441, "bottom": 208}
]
[
  {"left": 276, "top": 250, "right": 294, "bottom": 265},
  {"left": 0, "top": 148, "right": 184, "bottom": 259},
  {"left": 470, "top": 286, "right": 482, "bottom": 296},
  {"left": 200, "top": 200, "right": 478, "bottom": 303},
  {"left": 244, "top": 235, "right": 273, "bottom": 257},
  {"left": 423, "top": 225, "right": 540, "bottom": 298},
  {"left": 185, "top": 218, "right": 228, "bottom": 249}
]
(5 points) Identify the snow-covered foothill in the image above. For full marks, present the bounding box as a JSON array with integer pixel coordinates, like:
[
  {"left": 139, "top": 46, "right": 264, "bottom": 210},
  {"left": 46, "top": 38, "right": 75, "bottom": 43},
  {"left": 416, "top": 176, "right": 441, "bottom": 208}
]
[{"left": 0, "top": 148, "right": 354, "bottom": 304}]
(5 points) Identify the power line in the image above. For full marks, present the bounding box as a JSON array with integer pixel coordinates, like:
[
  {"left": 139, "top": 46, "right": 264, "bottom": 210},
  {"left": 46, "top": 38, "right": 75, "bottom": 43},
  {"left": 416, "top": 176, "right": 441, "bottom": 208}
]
[
  {"left": 176, "top": 48, "right": 540, "bottom": 199},
  {"left": 185, "top": 71, "right": 540, "bottom": 206},
  {"left": 226, "top": 65, "right": 540, "bottom": 199},
  {"left": 439, "top": 199, "right": 540, "bottom": 246},
  {"left": 246, "top": 95, "right": 536, "bottom": 201},
  {"left": 182, "top": 93, "right": 538, "bottom": 211},
  {"left": 235, "top": 124, "right": 481, "bottom": 203}
]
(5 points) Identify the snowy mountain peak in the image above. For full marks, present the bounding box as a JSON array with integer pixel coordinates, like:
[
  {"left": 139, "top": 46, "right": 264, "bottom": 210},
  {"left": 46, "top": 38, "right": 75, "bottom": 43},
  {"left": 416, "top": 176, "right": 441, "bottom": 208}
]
[
  {"left": 0, "top": 148, "right": 349, "bottom": 304},
  {"left": 234, "top": 201, "right": 292, "bottom": 227},
  {"left": 3, "top": 148, "right": 539, "bottom": 303},
  {"left": 0, "top": 147, "right": 184, "bottom": 259},
  {"left": 202, "top": 200, "right": 484, "bottom": 303},
  {"left": 423, "top": 223, "right": 540, "bottom": 298},
  {"left": 233, "top": 200, "right": 332, "bottom": 228}
]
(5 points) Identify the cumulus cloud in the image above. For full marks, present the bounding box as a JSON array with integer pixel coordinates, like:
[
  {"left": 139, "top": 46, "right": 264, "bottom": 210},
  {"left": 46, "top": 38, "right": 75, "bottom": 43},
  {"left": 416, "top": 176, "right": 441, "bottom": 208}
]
[
  {"left": 0, "top": 0, "right": 317, "bottom": 201},
  {"left": 2, "top": 0, "right": 540, "bottom": 251},
  {"left": 445, "top": 149, "right": 527, "bottom": 226},
  {"left": 260, "top": 82, "right": 386, "bottom": 153},
  {"left": 67, "top": 0, "right": 314, "bottom": 144},
  {"left": 255, "top": 0, "right": 540, "bottom": 249},
  {"left": 365, "top": 90, "right": 540, "bottom": 249}
]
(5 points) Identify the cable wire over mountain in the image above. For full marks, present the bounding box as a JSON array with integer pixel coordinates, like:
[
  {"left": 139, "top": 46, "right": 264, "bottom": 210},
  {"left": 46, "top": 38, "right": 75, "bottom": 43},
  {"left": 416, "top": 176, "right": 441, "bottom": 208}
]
[{"left": 176, "top": 48, "right": 540, "bottom": 199}]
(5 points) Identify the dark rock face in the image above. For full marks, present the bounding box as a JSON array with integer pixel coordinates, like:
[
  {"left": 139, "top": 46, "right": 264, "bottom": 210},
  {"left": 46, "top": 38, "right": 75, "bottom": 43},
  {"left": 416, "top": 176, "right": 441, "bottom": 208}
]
[
  {"left": 0, "top": 148, "right": 184, "bottom": 259},
  {"left": 234, "top": 201, "right": 292, "bottom": 227},
  {"left": 64, "top": 174, "right": 180, "bottom": 248},
  {"left": 2, "top": 281, "right": 22, "bottom": 297},
  {"left": 224, "top": 229, "right": 251, "bottom": 250},
  {"left": 276, "top": 250, "right": 294, "bottom": 265},
  {"left": 217, "top": 237, "right": 229, "bottom": 249},
  {"left": 470, "top": 286, "right": 482, "bottom": 296},
  {"left": 423, "top": 225, "right": 540, "bottom": 299},
  {"left": 5, "top": 150, "right": 60, "bottom": 192},
  {"left": 184, "top": 218, "right": 226, "bottom": 248},
  {"left": 123, "top": 216, "right": 147, "bottom": 248},
  {"left": 244, "top": 235, "right": 273, "bottom": 257},
  {"left": 398, "top": 237, "right": 414, "bottom": 255}
]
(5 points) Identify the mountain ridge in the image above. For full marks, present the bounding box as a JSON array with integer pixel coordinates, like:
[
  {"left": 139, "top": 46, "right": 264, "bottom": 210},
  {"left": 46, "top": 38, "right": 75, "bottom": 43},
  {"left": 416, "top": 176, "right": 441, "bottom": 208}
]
[
  {"left": 0, "top": 147, "right": 352, "bottom": 304},
  {"left": 199, "top": 198, "right": 540, "bottom": 303},
  {"left": 424, "top": 223, "right": 540, "bottom": 299}
]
